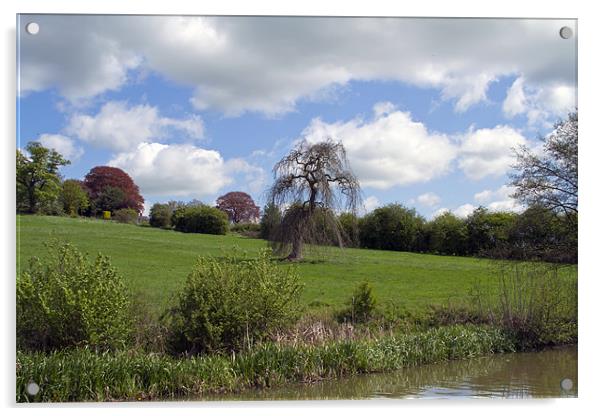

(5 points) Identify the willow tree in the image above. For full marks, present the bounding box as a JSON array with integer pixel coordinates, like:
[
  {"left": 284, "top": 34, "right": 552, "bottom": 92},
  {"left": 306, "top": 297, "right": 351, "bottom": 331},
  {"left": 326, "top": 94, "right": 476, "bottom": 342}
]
[{"left": 268, "top": 139, "right": 361, "bottom": 261}]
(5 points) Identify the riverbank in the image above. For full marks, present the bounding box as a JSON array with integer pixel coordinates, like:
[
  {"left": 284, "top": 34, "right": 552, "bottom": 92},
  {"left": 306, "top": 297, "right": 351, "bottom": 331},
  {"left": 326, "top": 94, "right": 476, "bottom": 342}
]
[{"left": 18, "top": 324, "right": 519, "bottom": 402}]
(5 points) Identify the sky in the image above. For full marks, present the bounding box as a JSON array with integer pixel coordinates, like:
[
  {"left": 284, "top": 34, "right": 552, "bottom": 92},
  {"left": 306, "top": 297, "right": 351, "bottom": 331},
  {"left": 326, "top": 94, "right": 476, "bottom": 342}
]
[{"left": 16, "top": 15, "right": 577, "bottom": 218}]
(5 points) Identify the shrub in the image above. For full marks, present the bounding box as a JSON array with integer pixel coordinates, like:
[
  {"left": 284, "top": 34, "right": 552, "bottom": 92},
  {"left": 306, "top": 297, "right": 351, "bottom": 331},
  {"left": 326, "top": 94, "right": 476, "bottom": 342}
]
[
  {"left": 149, "top": 203, "right": 172, "bottom": 228},
  {"left": 472, "top": 262, "right": 578, "bottom": 349},
  {"left": 337, "top": 282, "right": 377, "bottom": 324},
  {"left": 16, "top": 241, "right": 131, "bottom": 351},
  {"left": 171, "top": 205, "right": 228, "bottom": 235},
  {"left": 165, "top": 249, "right": 303, "bottom": 354},
  {"left": 259, "top": 203, "right": 282, "bottom": 240},
  {"left": 113, "top": 208, "right": 138, "bottom": 224},
  {"left": 230, "top": 222, "right": 261, "bottom": 238},
  {"left": 359, "top": 204, "right": 425, "bottom": 252}
]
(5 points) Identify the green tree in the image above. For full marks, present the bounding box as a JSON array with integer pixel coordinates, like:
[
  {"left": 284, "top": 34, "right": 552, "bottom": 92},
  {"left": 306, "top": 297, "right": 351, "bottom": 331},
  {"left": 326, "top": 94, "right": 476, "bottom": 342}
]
[
  {"left": 359, "top": 204, "right": 424, "bottom": 252},
  {"left": 465, "top": 207, "right": 517, "bottom": 255},
  {"left": 149, "top": 203, "right": 172, "bottom": 228},
  {"left": 16, "top": 142, "right": 69, "bottom": 214},
  {"left": 428, "top": 212, "right": 468, "bottom": 255},
  {"left": 60, "top": 179, "right": 89, "bottom": 216},
  {"left": 259, "top": 203, "right": 282, "bottom": 240},
  {"left": 93, "top": 186, "right": 126, "bottom": 214}
]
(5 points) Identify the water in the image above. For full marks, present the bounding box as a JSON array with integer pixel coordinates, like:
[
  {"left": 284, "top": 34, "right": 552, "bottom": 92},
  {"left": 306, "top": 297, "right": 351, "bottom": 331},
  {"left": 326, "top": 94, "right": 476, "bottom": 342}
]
[{"left": 199, "top": 345, "right": 577, "bottom": 401}]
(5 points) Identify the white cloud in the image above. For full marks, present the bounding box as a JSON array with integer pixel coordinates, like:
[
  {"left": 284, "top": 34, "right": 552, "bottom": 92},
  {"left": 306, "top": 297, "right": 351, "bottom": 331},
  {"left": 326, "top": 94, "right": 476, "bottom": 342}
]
[
  {"left": 474, "top": 185, "right": 523, "bottom": 213},
  {"left": 416, "top": 192, "right": 441, "bottom": 207},
  {"left": 302, "top": 103, "right": 457, "bottom": 189},
  {"left": 453, "top": 203, "right": 476, "bottom": 218},
  {"left": 458, "top": 125, "right": 527, "bottom": 180},
  {"left": 363, "top": 196, "right": 380, "bottom": 214},
  {"left": 108, "top": 142, "right": 262, "bottom": 198},
  {"left": 37, "top": 134, "right": 83, "bottom": 161},
  {"left": 65, "top": 101, "right": 203, "bottom": 152},
  {"left": 20, "top": 16, "right": 576, "bottom": 120},
  {"left": 432, "top": 207, "right": 451, "bottom": 218},
  {"left": 503, "top": 77, "right": 576, "bottom": 127}
]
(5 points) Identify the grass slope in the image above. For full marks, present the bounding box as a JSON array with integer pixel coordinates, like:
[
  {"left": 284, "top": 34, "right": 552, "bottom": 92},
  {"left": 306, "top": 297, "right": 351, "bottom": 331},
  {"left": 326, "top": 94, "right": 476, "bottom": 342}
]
[{"left": 18, "top": 215, "right": 504, "bottom": 314}]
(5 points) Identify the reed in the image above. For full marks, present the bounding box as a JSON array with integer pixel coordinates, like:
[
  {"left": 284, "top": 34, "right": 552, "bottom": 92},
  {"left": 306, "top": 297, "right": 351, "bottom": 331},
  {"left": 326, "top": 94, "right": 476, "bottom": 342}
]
[{"left": 17, "top": 324, "right": 514, "bottom": 402}]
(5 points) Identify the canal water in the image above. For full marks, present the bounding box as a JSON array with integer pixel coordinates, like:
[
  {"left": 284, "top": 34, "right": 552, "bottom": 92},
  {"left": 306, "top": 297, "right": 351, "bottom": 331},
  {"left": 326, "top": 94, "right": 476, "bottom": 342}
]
[{"left": 199, "top": 345, "right": 577, "bottom": 400}]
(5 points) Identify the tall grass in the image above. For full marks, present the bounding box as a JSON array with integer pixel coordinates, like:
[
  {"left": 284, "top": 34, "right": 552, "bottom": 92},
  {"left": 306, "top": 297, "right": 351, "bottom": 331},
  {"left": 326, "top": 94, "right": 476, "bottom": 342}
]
[
  {"left": 471, "top": 262, "right": 577, "bottom": 349},
  {"left": 17, "top": 324, "right": 514, "bottom": 402}
]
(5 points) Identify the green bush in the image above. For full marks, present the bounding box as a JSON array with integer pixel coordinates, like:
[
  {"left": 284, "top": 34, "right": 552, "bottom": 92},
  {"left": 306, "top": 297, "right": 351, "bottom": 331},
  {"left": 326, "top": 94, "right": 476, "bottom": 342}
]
[
  {"left": 113, "top": 208, "right": 138, "bottom": 224},
  {"left": 165, "top": 249, "right": 303, "bottom": 354},
  {"left": 337, "top": 282, "right": 377, "bottom": 324},
  {"left": 17, "top": 242, "right": 131, "bottom": 352},
  {"left": 230, "top": 222, "right": 261, "bottom": 237},
  {"left": 171, "top": 205, "right": 228, "bottom": 235},
  {"left": 149, "top": 203, "right": 172, "bottom": 229}
]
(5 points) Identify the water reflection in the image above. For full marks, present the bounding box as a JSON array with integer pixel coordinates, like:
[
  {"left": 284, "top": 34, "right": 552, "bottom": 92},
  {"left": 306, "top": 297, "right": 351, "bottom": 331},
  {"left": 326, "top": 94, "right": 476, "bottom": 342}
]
[{"left": 198, "top": 345, "right": 577, "bottom": 400}]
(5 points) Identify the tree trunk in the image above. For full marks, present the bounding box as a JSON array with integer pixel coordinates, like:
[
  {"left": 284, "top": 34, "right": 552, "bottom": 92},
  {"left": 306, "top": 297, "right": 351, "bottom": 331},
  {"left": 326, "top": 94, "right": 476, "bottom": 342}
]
[{"left": 287, "top": 234, "right": 304, "bottom": 261}]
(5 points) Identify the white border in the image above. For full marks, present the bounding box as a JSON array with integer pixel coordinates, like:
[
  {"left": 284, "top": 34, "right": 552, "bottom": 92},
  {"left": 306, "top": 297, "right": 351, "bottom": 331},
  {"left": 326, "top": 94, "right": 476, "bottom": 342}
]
[{"left": 2, "top": 1, "right": 600, "bottom": 415}]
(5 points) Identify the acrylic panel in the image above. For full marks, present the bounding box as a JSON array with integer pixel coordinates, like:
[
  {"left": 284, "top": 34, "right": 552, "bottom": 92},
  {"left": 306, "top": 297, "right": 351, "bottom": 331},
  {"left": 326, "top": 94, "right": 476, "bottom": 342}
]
[{"left": 16, "top": 15, "right": 578, "bottom": 402}]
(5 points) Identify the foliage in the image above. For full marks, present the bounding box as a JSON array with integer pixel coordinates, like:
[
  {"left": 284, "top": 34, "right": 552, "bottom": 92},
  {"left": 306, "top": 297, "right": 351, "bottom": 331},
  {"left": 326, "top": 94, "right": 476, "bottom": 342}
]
[
  {"left": 471, "top": 262, "right": 577, "bottom": 349},
  {"left": 465, "top": 207, "right": 516, "bottom": 255},
  {"left": 229, "top": 222, "right": 261, "bottom": 238},
  {"left": 17, "top": 324, "right": 514, "bottom": 402},
  {"left": 337, "top": 282, "right": 377, "bottom": 323},
  {"left": 171, "top": 205, "right": 229, "bottom": 235},
  {"left": 165, "top": 250, "right": 303, "bottom": 354},
  {"left": 16, "top": 142, "right": 70, "bottom": 214},
  {"left": 268, "top": 139, "right": 361, "bottom": 260},
  {"left": 16, "top": 241, "right": 131, "bottom": 352},
  {"left": 359, "top": 204, "right": 425, "bottom": 252},
  {"left": 60, "top": 179, "right": 89, "bottom": 216},
  {"left": 149, "top": 203, "right": 172, "bottom": 228},
  {"left": 428, "top": 212, "right": 468, "bottom": 255},
  {"left": 83, "top": 166, "right": 144, "bottom": 214},
  {"left": 338, "top": 212, "right": 360, "bottom": 248},
  {"left": 505, "top": 205, "right": 577, "bottom": 263},
  {"left": 113, "top": 208, "right": 139, "bottom": 224},
  {"left": 216, "top": 191, "right": 260, "bottom": 223},
  {"left": 511, "top": 112, "right": 578, "bottom": 217},
  {"left": 92, "top": 185, "right": 126, "bottom": 215},
  {"left": 260, "top": 203, "right": 282, "bottom": 240}
]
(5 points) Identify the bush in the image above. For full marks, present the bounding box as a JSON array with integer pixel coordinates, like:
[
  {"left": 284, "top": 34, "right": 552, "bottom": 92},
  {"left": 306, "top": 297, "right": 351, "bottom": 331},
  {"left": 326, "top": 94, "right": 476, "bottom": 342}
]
[
  {"left": 113, "top": 208, "right": 138, "bottom": 224},
  {"left": 359, "top": 204, "right": 425, "bottom": 252},
  {"left": 165, "top": 249, "right": 303, "bottom": 354},
  {"left": 149, "top": 203, "right": 172, "bottom": 229},
  {"left": 16, "top": 241, "right": 131, "bottom": 352},
  {"left": 171, "top": 205, "right": 228, "bottom": 235},
  {"left": 259, "top": 203, "right": 282, "bottom": 240},
  {"left": 472, "top": 262, "right": 578, "bottom": 349},
  {"left": 337, "top": 282, "right": 377, "bottom": 324},
  {"left": 230, "top": 222, "right": 261, "bottom": 238}
]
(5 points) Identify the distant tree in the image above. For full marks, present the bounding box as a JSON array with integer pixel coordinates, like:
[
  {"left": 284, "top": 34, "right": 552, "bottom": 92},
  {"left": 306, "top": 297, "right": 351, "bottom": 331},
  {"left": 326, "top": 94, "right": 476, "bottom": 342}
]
[
  {"left": 428, "top": 212, "right": 468, "bottom": 255},
  {"left": 83, "top": 166, "right": 144, "bottom": 214},
  {"left": 94, "top": 186, "right": 126, "bottom": 214},
  {"left": 171, "top": 205, "right": 228, "bottom": 235},
  {"left": 16, "top": 142, "right": 69, "bottom": 213},
  {"left": 216, "top": 191, "right": 260, "bottom": 224},
  {"left": 149, "top": 203, "right": 172, "bottom": 228},
  {"left": 359, "top": 204, "right": 424, "bottom": 252},
  {"left": 268, "top": 140, "right": 361, "bottom": 260},
  {"left": 465, "top": 207, "right": 517, "bottom": 255},
  {"left": 507, "top": 204, "right": 577, "bottom": 263},
  {"left": 338, "top": 212, "right": 360, "bottom": 248},
  {"left": 60, "top": 179, "right": 89, "bottom": 216},
  {"left": 259, "top": 203, "right": 282, "bottom": 240},
  {"left": 511, "top": 112, "right": 578, "bottom": 218}
]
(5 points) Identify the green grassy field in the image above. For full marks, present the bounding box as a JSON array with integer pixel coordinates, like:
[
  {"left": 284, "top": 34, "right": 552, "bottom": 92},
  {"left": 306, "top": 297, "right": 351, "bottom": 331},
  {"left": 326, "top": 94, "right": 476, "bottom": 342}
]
[{"left": 18, "top": 215, "right": 517, "bottom": 315}]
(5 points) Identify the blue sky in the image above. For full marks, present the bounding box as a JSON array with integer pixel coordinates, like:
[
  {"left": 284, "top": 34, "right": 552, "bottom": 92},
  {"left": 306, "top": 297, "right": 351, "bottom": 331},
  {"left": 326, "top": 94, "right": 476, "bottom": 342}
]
[{"left": 17, "top": 15, "right": 577, "bottom": 217}]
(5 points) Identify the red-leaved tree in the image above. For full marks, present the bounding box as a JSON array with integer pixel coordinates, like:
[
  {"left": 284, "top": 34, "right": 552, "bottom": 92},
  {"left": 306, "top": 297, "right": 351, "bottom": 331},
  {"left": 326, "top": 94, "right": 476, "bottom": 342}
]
[
  {"left": 216, "top": 191, "right": 260, "bottom": 223},
  {"left": 83, "top": 166, "right": 144, "bottom": 214}
]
